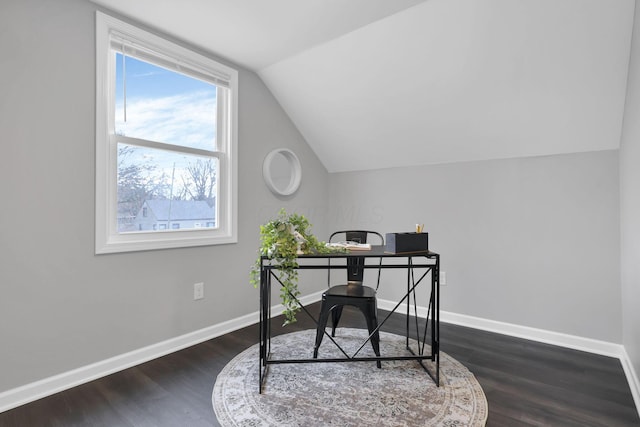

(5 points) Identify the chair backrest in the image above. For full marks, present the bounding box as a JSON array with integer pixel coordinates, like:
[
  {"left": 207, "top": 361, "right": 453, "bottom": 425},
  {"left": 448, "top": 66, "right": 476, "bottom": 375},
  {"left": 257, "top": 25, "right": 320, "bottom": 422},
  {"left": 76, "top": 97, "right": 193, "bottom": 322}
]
[{"left": 329, "top": 230, "right": 384, "bottom": 285}]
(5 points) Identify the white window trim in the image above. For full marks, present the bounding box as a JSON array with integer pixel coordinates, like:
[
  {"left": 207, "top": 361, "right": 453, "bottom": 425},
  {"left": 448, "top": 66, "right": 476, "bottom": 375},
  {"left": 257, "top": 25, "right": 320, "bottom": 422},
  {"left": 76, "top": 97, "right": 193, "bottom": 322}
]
[{"left": 95, "top": 12, "right": 238, "bottom": 254}]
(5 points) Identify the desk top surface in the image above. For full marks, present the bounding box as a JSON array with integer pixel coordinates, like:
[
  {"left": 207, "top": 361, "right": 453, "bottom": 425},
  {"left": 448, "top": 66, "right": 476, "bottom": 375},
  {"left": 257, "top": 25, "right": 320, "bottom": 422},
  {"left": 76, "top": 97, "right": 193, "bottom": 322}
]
[{"left": 262, "top": 245, "right": 438, "bottom": 260}]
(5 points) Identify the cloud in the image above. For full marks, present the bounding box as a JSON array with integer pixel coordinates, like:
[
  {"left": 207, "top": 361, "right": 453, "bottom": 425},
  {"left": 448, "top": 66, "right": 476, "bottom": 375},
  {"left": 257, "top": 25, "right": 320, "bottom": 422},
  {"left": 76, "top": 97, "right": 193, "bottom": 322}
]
[{"left": 115, "top": 90, "right": 217, "bottom": 151}]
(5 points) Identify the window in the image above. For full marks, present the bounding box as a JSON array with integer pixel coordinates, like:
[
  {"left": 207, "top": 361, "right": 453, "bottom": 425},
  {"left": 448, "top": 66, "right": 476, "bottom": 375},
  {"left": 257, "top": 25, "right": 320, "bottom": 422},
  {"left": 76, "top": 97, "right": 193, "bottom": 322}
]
[{"left": 95, "top": 12, "right": 238, "bottom": 254}]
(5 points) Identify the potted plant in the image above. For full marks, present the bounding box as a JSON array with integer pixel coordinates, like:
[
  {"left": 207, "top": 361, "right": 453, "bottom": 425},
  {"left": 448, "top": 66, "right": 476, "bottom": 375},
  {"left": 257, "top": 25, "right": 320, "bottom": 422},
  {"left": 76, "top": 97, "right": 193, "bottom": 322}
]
[{"left": 250, "top": 209, "right": 341, "bottom": 325}]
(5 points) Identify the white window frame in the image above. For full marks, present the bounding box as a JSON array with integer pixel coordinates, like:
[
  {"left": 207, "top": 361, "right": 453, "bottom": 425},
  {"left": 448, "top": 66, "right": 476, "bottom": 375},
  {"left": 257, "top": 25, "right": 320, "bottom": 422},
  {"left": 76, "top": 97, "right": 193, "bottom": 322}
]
[{"left": 95, "top": 12, "right": 238, "bottom": 254}]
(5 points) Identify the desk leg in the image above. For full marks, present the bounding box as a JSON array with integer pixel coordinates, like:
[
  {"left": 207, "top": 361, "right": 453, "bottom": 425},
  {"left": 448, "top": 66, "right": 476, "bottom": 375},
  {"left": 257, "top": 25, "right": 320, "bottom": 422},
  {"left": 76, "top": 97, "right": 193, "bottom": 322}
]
[
  {"left": 433, "top": 255, "right": 440, "bottom": 386},
  {"left": 259, "top": 261, "right": 265, "bottom": 393},
  {"left": 406, "top": 260, "right": 411, "bottom": 348},
  {"left": 259, "top": 261, "right": 271, "bottom": 393},
  {"left": 403, "top": 257, "right": 440, "bottom": 387}
]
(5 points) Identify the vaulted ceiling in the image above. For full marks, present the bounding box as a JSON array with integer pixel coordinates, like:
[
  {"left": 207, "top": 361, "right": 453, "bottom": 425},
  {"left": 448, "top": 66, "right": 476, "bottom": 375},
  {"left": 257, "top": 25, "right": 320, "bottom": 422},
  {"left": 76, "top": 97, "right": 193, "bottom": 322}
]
[{"left": 91, "top": 0, "right": 635, "bottom": 172}]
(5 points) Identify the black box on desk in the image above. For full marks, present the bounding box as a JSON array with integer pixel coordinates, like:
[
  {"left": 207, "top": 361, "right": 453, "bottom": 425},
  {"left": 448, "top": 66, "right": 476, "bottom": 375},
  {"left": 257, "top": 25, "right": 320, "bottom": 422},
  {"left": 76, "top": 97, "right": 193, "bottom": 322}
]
[{"left": 385, "top": 232, "right": 429, "bottom": 253}]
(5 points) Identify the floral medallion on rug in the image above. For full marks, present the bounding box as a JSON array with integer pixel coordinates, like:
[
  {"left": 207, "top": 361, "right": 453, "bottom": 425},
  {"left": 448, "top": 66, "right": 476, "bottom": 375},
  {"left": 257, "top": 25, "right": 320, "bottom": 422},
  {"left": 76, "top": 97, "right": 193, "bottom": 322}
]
[{"left": 212, "top": 328, "right": 488, "bottom": 426}]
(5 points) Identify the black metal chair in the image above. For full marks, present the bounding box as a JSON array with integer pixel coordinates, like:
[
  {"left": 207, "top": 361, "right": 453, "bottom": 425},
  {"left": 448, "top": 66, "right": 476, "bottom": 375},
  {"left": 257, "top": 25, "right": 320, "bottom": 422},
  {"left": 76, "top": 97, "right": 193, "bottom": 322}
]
[{"left": 313, "top": 230, "right": 384, "bottom": 368}]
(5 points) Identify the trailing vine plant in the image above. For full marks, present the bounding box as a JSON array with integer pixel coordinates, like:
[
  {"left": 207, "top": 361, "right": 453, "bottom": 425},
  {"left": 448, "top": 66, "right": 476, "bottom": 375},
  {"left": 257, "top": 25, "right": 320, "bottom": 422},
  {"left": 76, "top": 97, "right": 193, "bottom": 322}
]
[{"left": 250, "top": 209, "right": 342, "bottom": 326}]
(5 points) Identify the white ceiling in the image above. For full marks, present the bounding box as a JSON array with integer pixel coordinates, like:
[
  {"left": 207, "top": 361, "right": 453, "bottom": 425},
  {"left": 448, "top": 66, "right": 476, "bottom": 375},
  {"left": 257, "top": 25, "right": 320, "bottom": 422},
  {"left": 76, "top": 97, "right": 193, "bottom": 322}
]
[
  {"left": 89, "top": 0, "right": 426, "bottom": 70},
  {"left": 91, "top": 0, "right": 635, "bottom": 172}
]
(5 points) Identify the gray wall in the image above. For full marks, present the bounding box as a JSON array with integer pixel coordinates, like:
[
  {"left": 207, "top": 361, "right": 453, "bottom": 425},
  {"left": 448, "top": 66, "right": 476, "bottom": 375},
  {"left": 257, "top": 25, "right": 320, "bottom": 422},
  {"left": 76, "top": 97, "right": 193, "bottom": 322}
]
[
  {"left": 0, "top": 0, "right": 328, "bottom": 393},
  {"left": 620, "top": 0, "right": 640, "bottom": 389},
  {"left": 328, "top": 151, "right": 621, "bottom": 342}
]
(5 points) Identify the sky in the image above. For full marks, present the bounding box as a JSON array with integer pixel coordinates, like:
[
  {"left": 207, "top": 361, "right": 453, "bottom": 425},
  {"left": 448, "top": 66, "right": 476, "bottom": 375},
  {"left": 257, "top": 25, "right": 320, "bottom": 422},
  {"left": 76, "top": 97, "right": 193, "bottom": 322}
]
[{"left": 115, "top": 53, "right": 218, "bottom": 152}]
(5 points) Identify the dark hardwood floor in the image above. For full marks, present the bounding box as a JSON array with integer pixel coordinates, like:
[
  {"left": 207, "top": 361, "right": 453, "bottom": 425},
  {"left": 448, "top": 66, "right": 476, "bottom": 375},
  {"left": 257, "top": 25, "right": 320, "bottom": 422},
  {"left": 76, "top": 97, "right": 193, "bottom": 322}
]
[{"left": 1, "top": 303, "right": 638, "bottom": 426}]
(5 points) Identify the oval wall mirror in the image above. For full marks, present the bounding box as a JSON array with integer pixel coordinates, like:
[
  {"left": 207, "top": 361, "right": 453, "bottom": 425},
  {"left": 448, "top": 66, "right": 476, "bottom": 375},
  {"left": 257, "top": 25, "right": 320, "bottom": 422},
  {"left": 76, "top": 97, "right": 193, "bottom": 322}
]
[{"left": 263, "top": 148, "right": 302, "bottom": 196}]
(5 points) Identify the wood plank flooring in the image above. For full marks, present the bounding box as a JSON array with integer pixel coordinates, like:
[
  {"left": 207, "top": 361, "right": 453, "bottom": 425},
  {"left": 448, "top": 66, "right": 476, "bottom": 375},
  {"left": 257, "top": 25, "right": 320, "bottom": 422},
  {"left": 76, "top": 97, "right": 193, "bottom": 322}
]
[{"left": 1, "top": 303, "right": 638, "bottom": 426}]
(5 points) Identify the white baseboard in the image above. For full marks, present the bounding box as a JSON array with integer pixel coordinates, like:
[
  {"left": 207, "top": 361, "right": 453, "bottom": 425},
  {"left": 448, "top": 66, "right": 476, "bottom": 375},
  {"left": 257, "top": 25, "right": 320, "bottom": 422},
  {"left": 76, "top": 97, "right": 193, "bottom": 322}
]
[
  {"left": 377, "top": 298, "right": 625, "bottom": 357},
  {"left": 621, "top": 347, "right": 640, "bottom": 419},
  {"left": 378, "top": 298, "right": 639, "bottom": 418},
  {"left": 0, "top": 311, "right": 257, "bottom": 414},
  {"left": 0, "top": 291, "right": 323, "bottom": 414},
  {"left": 2, "top": 290, "right": 638, "bottom": 420}
]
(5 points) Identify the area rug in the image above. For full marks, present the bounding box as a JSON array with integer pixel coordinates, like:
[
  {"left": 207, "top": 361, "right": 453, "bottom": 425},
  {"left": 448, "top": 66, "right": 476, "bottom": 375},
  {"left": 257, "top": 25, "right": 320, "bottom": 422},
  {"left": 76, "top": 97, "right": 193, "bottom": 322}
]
[{"left": 212, "top": 328, "right": 488, "bottom": 426}]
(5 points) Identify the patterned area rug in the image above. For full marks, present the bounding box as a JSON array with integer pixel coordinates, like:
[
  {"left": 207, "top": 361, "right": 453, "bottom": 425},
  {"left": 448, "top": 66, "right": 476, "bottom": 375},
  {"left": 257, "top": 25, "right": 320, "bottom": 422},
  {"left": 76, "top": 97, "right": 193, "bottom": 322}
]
[{"left": 212, "top": 328, "right": 488, "bottom": 426}]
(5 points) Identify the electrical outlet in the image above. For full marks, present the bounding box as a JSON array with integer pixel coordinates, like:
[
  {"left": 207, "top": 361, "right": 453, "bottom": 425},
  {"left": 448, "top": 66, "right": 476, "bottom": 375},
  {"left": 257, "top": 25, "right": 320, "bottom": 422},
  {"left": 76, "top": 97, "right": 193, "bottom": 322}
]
[
  {"left": 439, "top": 271, "right": 446, "bottom": 286},
  {"left": 193, "top": 282, "right": 204, "bottom": 300}
]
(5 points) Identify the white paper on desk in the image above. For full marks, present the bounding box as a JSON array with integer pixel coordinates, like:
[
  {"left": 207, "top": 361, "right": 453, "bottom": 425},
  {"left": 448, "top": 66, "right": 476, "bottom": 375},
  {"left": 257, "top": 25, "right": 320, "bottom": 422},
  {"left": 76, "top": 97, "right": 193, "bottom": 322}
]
[{"left": 326, "top": 241, "right": 372, "bottom": 250}]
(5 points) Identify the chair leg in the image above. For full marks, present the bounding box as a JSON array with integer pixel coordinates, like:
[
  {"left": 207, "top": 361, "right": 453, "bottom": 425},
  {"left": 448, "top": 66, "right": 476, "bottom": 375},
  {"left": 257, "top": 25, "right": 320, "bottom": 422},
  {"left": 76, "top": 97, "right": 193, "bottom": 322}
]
[
  {"left": 313, "top": 299, "right": 331, "bottom": 358},
  {"left": 331, "top": 305, "right": 344, "bottom": 337},
  {"left": 359, "top": 304, "right": 381, "bottom": 368}
]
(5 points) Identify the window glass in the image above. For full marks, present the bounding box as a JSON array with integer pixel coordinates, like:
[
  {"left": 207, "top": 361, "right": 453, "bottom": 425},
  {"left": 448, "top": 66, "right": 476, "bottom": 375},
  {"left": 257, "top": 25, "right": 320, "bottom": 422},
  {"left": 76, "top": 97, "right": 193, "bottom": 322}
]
[
  {"left": 117, "top": 143, "right": 218, "bottom": 233},
  {"left": 115, "top": 54, "right": 217, "bottom": 151}
]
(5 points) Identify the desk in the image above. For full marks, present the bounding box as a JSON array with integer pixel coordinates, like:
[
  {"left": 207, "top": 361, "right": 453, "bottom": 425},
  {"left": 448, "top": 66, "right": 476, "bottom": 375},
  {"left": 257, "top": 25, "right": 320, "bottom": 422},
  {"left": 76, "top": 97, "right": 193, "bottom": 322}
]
[{"left": 259, "top": 245, "right": 440, "bottom": 393}]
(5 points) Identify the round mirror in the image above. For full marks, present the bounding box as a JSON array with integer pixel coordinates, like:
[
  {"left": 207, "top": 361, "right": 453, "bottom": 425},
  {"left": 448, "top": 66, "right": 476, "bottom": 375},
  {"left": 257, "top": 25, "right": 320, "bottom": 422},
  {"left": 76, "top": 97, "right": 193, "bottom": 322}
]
[{"left": 263, "top": 148, "right": 302, "bottom": 196}]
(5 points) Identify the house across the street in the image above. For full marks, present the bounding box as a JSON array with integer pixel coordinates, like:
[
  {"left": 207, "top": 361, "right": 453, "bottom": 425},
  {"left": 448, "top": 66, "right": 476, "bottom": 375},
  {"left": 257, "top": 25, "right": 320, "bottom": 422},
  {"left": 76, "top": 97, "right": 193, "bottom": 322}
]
[{"left": 134, "top": 199, "right": 215, "bottom": 231}]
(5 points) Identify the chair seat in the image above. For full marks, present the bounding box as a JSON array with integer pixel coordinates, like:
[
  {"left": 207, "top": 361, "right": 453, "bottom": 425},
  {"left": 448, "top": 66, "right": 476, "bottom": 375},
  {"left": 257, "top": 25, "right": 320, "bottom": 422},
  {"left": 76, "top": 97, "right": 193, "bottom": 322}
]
[{"left": 324, "top": 284, "right": 376, "bottom": 299}]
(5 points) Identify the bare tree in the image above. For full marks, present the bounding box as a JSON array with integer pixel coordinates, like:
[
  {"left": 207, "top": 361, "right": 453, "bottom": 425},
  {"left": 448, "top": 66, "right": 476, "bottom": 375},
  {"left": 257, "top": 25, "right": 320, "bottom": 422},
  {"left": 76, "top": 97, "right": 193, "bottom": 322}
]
[
  {"left": 181, "top": 158, "right": 216, "bottom": 204},
  {"left": 117, "top": 146, "right": 169, "bottom": 223}
]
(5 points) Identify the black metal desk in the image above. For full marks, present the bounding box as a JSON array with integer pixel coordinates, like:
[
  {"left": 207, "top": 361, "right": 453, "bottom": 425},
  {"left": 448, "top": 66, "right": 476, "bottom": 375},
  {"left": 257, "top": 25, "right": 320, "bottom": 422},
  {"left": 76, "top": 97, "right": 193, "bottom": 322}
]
[{"left": 259, "top": 245, "right": 440, "bottom": 393}]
